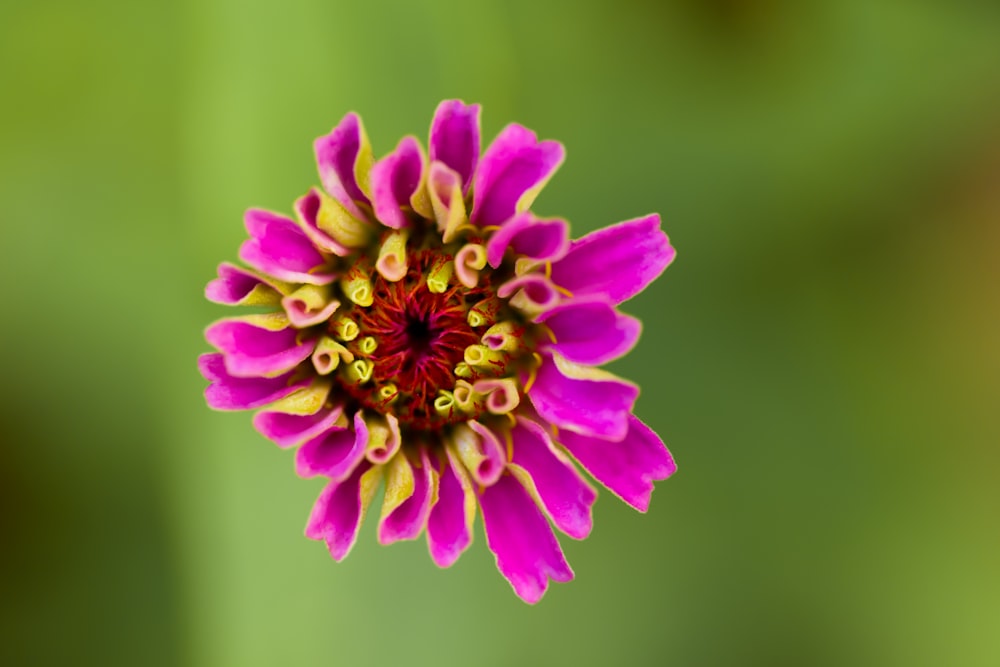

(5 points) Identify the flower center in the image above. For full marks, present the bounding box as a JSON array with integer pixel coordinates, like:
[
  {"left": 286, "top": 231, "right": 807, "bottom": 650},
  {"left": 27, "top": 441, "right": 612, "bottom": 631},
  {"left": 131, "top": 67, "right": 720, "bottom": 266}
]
[{"left": 334, "top": 249, "right": 490, "bottom": 430}]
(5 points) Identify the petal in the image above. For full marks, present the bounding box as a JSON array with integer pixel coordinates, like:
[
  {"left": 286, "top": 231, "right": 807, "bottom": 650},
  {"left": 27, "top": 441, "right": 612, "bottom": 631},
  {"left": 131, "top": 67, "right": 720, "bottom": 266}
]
[
  {"left": 496, "top": 274, "right": 564, "bottom": 315},
  {"left": 452, "top": 421, "right": 506, "bottom": 487},
  {"left": 293, "top": 188, "right": 352, "bottom": 256},
  {"left": 370, "top": 136, "right": 425, "bottom": 229},
  {"left": 198, "top": 352, "right": 309, "bottom": 411},
  {"left": 361, "top": 411, "right": 402, "bottom": 464},
  {"left": 480, "top": 474, "right": 574, "bottom": 604},
  {"left": 305, "top": 462, "right": 382, "bottom": 562},
  {"left": 549, "top": 214, "right": 675, "bottom": 304},
  {"left": 428, "top": 99, "right": 481, "bottom": 195},
  {"left": 526, "top": 353, "right": 638, "bottom": 441},
  {"left": 313, "top": 112, "right": 374, "bottom": 220},
  {"left": 296, "top": 411, "right": 369, "bottom": 481},
  {"left": 204, "top": 262, "right": 287, "bottom": 307},
  {"left": 239, "top": 209, "right": 336, "bottom": 285},
  {"left": 253, "top": 403, "right": 344, "bottom": 449},
  {"left": 509, "top": 419, "right": 596, "bottom": 539},
  {"left": 485, "top": 212, "right": 570, "bottom": 268},
  {"left": 535, "top": 298, "right": 642, "bottom": 365},
  {"left": 471, "top": 124, "right": 565, "bottom": 228},
  {"left": 558, "top": 414, "right": 676, "bottom": 512},
  {"left": 204, "top": 313, "right": 315, "bottom": 378},
  {"left": 427, "top": 446, "right": 476, "bottom": 568},
  {"left": 281, "top": 283, "right": 341, "bottom": 329},
  {"left": 427, "top": 161, "right": 468, "bottom": 243},
  {"left": 379, "top": 448, "right": 438, "bottom": 545}
]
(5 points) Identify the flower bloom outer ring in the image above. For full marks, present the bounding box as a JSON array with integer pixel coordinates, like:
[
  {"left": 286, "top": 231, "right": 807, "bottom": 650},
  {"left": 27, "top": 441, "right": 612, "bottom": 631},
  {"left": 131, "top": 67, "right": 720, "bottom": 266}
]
[{"left": 200, "top": 100, "right": 678, "bottom": 604}]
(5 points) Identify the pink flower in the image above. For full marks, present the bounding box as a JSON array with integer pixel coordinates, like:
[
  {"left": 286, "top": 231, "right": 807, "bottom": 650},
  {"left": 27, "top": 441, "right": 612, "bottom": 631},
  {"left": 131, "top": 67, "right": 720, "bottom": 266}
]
[{"left": 199, "top": 100, "right": 677, "bottom": 603}]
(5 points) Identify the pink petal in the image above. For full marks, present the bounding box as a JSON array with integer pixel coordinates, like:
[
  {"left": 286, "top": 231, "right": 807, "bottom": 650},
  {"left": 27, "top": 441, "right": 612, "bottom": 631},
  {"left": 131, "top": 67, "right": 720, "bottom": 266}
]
[
  {"left": 238, "top": 209, "right": 336, "bottom": 285},
  {"left": 558, "top": 414, "right": 676, "bottom": 512},
  {"left": 480, "top": 474, "right": 574, "bottom": 604},
  {"left": 295, "top": 411, "right": 369, "bottom": 481},
  {"left": 198, "top": 352, "right": 309, "bottom": 411},
  {"left": 370, "top": 136, "right": 424, "bottom": 229},
  {"left": 379, "top": 448, "right": 437, "bottom": 545},
  {"left": 205, "top": 317, "right": 315, "bottom": 378},
  {"left": 428, "top": 99, "right": 481, "bottom": 195},
  {"left": 549, "top": 214, "right": 675, "bottom": 304},
  {"left": 293, "top": 188, "right": 352, "bottom": 256},
  {"left": 510, "top": 419, "right": 596, "bottom": 539},
  {"left": 471, "top": 124, "right": 565, "bottom": 228},
  {"left": 305, "top": 461, "right": 380, "bottom": 561},
  {"left": 252, "top": 404, "right": 344, "bottom": 449},
  {"left": 426, "top": 447, "right": 475, "bottom": 568},
  {"left": 496, "top": 274, "right": 563, "bottom": 311},
  {"left": 526, "top": 353, "right": 638, "bottom": 441},
  {"left": 205, "top": 262, "right": 283, "bottom": 306},
  {"left": 466, "top": 421, "right": 507, "bottom": 487},
  {"left": 485, "top": 212, "right": 569, "bottom": 268},
  {"left": 535, "top": 298, "right": 642, "bottom": 365},
  {"left": 313, "top": 112, "right": 370, "bottom": 221}
]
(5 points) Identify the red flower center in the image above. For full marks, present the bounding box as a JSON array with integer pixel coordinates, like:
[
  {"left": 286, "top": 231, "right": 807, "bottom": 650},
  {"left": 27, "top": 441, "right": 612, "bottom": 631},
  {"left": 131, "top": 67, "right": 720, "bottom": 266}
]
[{"left": 337, "top": 250, "right": 488, "bottom": 429}]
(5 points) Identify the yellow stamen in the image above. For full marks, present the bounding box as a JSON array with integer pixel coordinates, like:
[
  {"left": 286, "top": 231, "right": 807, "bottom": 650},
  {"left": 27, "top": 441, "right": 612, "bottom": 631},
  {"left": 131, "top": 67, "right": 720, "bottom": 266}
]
[
  {"left": 345, "top": 359, "right": 374, "bottom": 385},
  {"left": 464, "top": 344, "right": 506, "bottom": 369},
  {"left": 332, "top": 315, "right": 359, "bottom": 341},
  {"left": 522, "top": 354, "right": 545, "bottom": 394},
  {"left": 339, "top": 265, "right": 374, "bottom": 307},
  {"left": 427, "top": 258, "right": 454, "bottom": 294},
  {"left": 433, "top": 391, "right": 456, "bottom": 416},
  {"left": 377, "top": 384, "right": 398, "bottom": 404},
  {"left": 359, "top": 336, "right": 378, "bottom": 355},
  {"left": 505, "top": 429, "right": 514, "bottom": 462},
  {"left": 552, "top": 282, "right": 574, "bottom": 298}
]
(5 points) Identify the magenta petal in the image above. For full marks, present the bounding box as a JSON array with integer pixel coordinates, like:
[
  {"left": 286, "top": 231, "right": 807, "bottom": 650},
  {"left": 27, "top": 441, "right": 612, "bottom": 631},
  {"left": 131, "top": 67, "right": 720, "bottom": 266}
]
[
  {"left": 198, "top": 353, "right": 308, "bottom": 411},
  {"left": 480, "top": 474, "right": 574, "bottom": 604},
  {"left": 370, "top": 136, "right": 424, "bottom": 229},
  {"left": 549, "top": 214, "right": 675, "bottom": 304},
  {"left": 205, "top": 262, "right": 281, "bottom": 306},
  {"left": 294, "top": 188, "right": 352, "bottom": 256},
  {"left": 205, "top": 317, "right": 315, "bottom": 378},
  {"left": 527, "top": 354, "right": 638, "bottom": 441},
  {"left": 252, "top": 404, "right": 344, "bottom": 449},
  {"left": 471, "top": 124, "right": 565, "bottom": 228},
  {"left": 239, "top": 209, "right": 336, "bottom": 285},
  {"left": 559, "top": 414, "right": 676, "bottom": 512},
  {"left": 510, "top": 419, "right": 596, "bottom": 539},
  {"left": 305, "top": 461, "right": 375, "bottom": 561},
  {"left": 314, "top": 112, "right": 370, "bottom": 220},
  {"left": 485, "top": 212, "right": 570, "bottom": 268},
  {"left": 296, "top": 412, "right": 368, "bottom": 481},
  {"left": 427, "top": 448, "right": 474, "bottom": 568},
  {"left": 428, "top": 100, "right": 481, "bottom": 195},
  {"left": 496, "top": 274, "right": 563, "bottom": 311},
  {"left": 466, "top": 421, "right": 507, "bottom": 487},
  {"left": 535, "top": 298, "right": 642, "bottom": 365},
  {"left": 379, "top": 448, "right": 436, "bottom": 545}
]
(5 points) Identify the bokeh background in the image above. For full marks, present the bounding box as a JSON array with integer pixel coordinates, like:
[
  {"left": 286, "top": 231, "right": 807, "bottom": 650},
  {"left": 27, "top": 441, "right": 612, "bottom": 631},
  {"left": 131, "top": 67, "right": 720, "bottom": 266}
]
[{"left": 2, "top": 0, "right": 999, "bottom": 665}]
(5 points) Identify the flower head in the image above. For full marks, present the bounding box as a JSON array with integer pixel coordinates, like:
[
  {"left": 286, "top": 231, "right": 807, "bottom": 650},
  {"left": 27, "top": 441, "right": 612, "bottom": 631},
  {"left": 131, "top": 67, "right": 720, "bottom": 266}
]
[{"left": 199, "top": 100, "right": 677, "bottom": 603}]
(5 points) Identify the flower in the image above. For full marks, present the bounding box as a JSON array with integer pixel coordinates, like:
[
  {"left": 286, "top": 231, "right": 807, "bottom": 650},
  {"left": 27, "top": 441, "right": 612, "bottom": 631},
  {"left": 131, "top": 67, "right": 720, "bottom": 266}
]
[{"left": 199, "top": 100, "right": 677, "bottom": 603}]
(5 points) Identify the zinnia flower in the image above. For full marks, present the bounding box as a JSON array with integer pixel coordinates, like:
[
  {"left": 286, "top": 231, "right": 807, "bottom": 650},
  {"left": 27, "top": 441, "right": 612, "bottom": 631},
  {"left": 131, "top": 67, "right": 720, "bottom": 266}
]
[{"left": 199, "top": 100, "right": 677, "bottom": 603}]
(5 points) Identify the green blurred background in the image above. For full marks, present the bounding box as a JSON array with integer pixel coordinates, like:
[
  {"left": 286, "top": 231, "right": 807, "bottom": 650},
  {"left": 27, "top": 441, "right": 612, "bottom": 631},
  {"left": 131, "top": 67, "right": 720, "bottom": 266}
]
[{"left": 2, "top": 0, "right": 998, "bottom": 664}]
